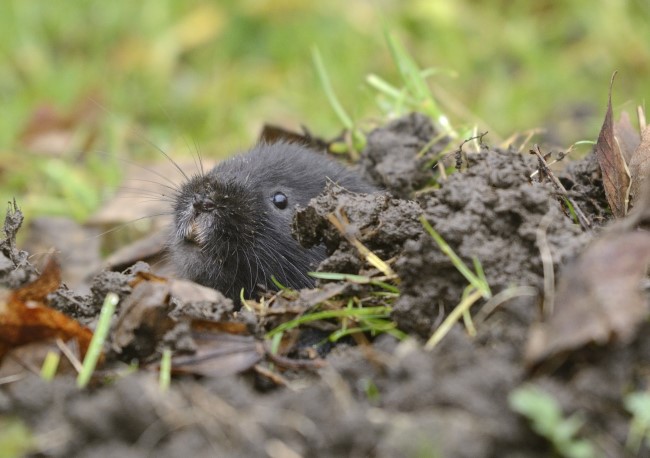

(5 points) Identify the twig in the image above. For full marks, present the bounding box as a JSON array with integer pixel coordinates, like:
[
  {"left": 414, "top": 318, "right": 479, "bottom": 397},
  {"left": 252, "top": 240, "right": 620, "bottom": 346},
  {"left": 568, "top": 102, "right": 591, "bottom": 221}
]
[
  {"left": 263, "top": 343, "right": 327, "bottom": 370},
  {"left": 253, "top": 364, "right": 292, "bottom": 388},
  {"left": 454, "top": 131, "right": 488, "bottom": 171},
  {"left": 530, "top": 144, "right": 591, "bottom": 230}
]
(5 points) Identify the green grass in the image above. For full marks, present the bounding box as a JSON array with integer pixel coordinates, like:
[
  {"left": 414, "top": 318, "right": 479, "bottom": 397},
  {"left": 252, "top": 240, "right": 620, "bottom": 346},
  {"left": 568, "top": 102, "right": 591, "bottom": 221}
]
[
  {"left": 77, "top": 292, "right": 119, "bottom": 388},
  {"left": 624, "top": 391, "right": 650, "bottom": 454},
  {"left": 264, "top": 271, "right": 404, "bottom": 345},
  {"left": 0, "top": 417, "right": 33, "bottom": 458},
  {"left": 509, "top": 384, "right": 596, "bottom": 458},
  {"left": 1, "top": 0, "right": 649, "bottom": 220}
]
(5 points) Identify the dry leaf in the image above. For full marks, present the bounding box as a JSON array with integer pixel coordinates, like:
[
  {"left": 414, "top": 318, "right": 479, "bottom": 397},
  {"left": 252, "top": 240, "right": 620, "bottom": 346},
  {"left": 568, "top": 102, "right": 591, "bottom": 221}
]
[
  {"left": 111, "top": 280, "right": 174, "bottom": 358},
  {"left": 525, "top": 231, "right": 650, "bottom": 366},
  {"left": 168, "top": 278, "right": 230, "bottom": 306},
  {"left": 169, "top": 331, "right": 262, "bottom": 378},
  {"left": 627, "top": 125, "right": 650, "bottom": 208},
  {"left": 103, "top": 230, "right": 168, "bottom": 273},
  {"left": 191, "top": 319, "right": 249, "bottom": 335},
  {"left": 613, "top": 111, "right": 640, "bottom": 164},
  {"left": 22, "top": 216, "right": 102, "bottom": 291},
  {"left": 19, "top": 96, "right": 102, "bottom": 156},
  {"left": 113, "top": 273, "right": 241, "bottom": 366},
  {"left": 0, "top": 259, "right": 93, "bottom": 360},
  {"left": 594, "top": 74, "right": 631, "bottom": 218}
]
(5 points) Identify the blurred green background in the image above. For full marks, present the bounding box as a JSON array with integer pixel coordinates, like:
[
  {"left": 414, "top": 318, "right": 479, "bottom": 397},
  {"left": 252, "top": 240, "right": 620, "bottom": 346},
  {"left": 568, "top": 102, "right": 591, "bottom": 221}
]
[{"left": 1, "top": 0, "right": 649, "bottom": 220}]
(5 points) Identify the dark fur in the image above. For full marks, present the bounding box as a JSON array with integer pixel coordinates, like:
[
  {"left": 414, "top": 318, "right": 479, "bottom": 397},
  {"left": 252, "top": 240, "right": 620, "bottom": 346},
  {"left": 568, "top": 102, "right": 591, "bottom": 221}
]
[{"left": 169, "top": 142, "right": 375, "bottom": 301}]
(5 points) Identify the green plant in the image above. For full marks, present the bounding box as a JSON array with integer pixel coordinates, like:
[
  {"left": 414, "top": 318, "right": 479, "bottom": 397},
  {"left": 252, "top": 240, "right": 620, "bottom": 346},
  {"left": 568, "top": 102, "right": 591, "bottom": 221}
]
[
  {"left": 0, "top": 417, "right": 33, "bottom": 458},
  {"left": 159, "top": 348, "right": 172, "bottom": 392},
  {"left": 420, "top": 215, "right": 491, "bottom": 349},
  {"left": 40, "top": 351, "right": 60, "bottom": 381},
  {"left": 624, "top": 391, "right": 650, "bottom": 454},
  {"left": 509, "top": 385, "right": 596, "bottom": 458},
  {"left": 77, "top": 292, "right": 119, "bottom": 388},
  {"left": 266, "top": 303, "right": 402, "bottom": 342},
  {"left": 369, "top": 31, "right": 458, "bottom": 138},
  {"left": 312, "top": 46, "right": 367, "bottom": 155},
  {"left": 265, "top": 272, "right": 404, "bottom": 345}
]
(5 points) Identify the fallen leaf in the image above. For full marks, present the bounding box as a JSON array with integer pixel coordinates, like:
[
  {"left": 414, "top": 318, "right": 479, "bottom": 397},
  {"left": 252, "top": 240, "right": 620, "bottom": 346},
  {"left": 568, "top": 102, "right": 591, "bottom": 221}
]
[
  {"left": 191, "top": 319, "right": 249, "bottom": 335},
  {"left": 295, "top": 282, "right": 349, "bottom": 307},
  {"left": 594, "top": 74, "right": 631, "bottom": 218},
  {"left": 22, "top": 216, "right": 102, "bottom": 291},
  {"left": 111, "top": 280, "right": 174, "bottom": 358},
  {"left": 613, "top": 111, "right": 640, "bottom": 164},
  {"left": 627, "top": 125, "right": 650, "bottom": 209},
  {"left": 103, "top": 230, "right": 168, "bottom": 273},
  {"left": 114, "top": 275, "right": 265, "bottom": 377},
  {"left": 0, "top": 259, "right": 93, "bottom": 360},
  {"left": 525, "top": 230, "right": 650, "bottom": 367},
  {"left": 19, "top": 95, "right": 103, "bottom": 156},
  {"left": 170, "top": 332, "right": 262, "bottom": 377},
  {"left": 168, "top": 278, "right": 231, "bottom": 306}
]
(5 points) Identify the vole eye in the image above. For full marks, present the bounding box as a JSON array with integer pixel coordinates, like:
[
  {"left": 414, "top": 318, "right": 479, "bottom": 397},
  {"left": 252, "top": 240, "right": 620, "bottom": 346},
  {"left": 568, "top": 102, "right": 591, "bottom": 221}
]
[{"left": 272, "top": 192, "right": 288, "bottom": 209}]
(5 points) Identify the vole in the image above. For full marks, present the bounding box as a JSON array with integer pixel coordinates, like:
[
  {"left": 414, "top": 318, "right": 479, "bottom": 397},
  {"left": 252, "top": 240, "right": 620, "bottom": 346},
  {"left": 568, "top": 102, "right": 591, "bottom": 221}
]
[{"left": 168, "top": 141, "right": 375, "bottom": 302}]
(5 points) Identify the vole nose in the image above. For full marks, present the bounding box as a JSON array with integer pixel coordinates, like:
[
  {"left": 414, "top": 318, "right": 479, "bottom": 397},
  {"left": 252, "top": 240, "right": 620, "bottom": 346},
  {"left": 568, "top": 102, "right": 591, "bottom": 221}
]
[{"left": 192, "top": 194, "right": 215, "bottom": 213}]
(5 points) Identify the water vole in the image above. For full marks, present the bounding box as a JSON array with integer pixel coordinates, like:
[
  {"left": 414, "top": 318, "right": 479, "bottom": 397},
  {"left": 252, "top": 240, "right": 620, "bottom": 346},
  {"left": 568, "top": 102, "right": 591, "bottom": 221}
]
[{"left": 169, "top": 141, "right": 375, "bottom": 301}]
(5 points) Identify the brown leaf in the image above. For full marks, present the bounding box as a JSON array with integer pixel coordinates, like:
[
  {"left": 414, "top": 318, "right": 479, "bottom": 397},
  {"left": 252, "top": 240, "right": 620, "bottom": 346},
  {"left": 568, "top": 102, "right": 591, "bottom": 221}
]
[
  {"left": 297, "top": 283, "right": 349, "bottom": 307},
  {"left": 594, "top": 74, "right": 631, "bottom": 218},
  {"left": 111, "top": 280, "right": 174, "bottom": 358},
  {"left": 525, "top": 231, "right": 650, "bottom": 367},
  {"left": 12, "top": 258, "right": 61, "bottom": 303},
  {"left": 168, "top": 278, "right": 230, "bottom": 305},
  {"left": 190, "top": 319, "right": 249, "bottom": 335},
  {"left": 0, "top": 259, "right": 93, "bottom": 360},
  {"left": 613, "top": 111, "right": 640, "bottom": 164},
  {"left": 102, "top": 230, "right": 168, "bottom": 273},
  {"left": 19, "top": 95, "right": 103, "bottom": 156},
  {"left": 22, "top": 216, "right": 102, "bottom": 291},
  {"left": 628, "top": 125, "right": 650, "bottom": 209},
  {"left": 170, "top": 332, "right": 262, "bottom": 377},
  {"left": 113, "top": 274, "right": 241, "bottom": 362}
]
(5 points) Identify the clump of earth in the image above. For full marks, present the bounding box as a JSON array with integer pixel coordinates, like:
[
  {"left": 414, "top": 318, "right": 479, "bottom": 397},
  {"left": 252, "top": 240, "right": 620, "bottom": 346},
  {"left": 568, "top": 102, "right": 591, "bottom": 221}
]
[{"left": 2, "top": 112, "right": 648, "bottom": 458}]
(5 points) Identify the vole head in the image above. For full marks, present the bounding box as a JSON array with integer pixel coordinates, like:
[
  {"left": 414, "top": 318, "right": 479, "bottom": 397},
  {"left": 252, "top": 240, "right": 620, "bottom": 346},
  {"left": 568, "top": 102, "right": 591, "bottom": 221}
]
[{"left": 169, "top": 142, "right": 375, "bottom": 301}]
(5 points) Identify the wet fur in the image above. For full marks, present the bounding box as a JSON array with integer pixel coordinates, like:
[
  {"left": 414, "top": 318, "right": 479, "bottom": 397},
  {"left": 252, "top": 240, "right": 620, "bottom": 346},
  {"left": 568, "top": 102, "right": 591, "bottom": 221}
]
[{"left": 169, "top": 142, "right": 375, "bottom": 301}]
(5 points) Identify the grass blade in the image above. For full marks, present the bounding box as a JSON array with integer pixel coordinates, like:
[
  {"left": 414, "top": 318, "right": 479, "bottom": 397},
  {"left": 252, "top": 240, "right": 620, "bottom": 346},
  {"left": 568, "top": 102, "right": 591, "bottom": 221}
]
[
  {"left": 77, "top": 292, "right": 119, "bottom": 388},
  {"left": 312, "top": 46, "right": 354, "bottom": 130}
]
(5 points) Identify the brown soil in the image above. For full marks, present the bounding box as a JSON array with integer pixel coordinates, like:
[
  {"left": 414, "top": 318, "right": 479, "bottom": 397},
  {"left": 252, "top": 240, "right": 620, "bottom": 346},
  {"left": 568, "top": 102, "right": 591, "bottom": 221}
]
[{"left": 2, "top": 112, "right": 648, "bottom": 458}]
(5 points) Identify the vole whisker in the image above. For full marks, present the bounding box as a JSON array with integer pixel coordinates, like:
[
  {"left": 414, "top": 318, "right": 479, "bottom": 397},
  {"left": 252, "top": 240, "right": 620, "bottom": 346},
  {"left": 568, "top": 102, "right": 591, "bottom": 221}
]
[
  {"left": 114, "top": 186, "right": 175, "bottom": 199},
  {"left": 94, "top": 213, "right": 173, "bottom": 239},
  {"left": 124, "top": 178, "right": 180, "bottom": 193},
  {"left": 157, "top": 103, "right": 206, "bottom": 181},
  {"left": 193, "top": 137, "right": 205, "bottom": 178},
  {"left": 93, "top": 150, "right": 180, "bottom": 189}
]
